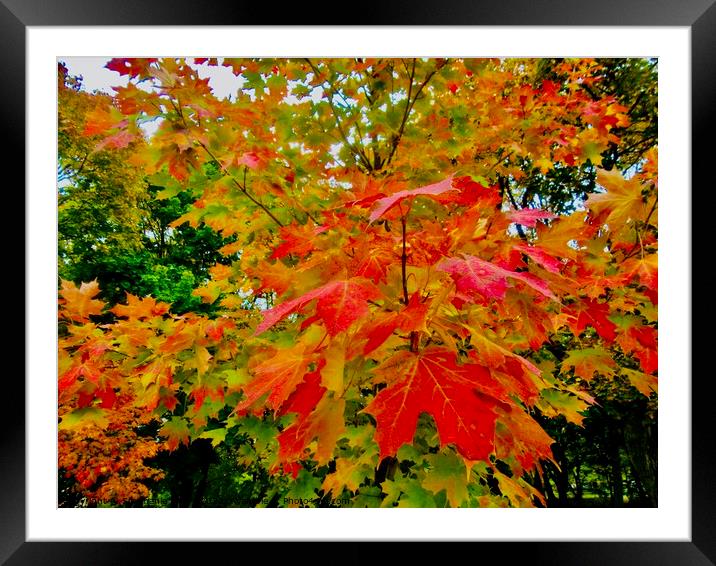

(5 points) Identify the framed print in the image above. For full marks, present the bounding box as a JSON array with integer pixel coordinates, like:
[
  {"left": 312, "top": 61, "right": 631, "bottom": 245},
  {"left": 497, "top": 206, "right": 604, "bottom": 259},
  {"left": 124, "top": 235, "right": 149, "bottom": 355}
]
[{"left": 7, "top": 0, "right": 710, "bottom": 563}]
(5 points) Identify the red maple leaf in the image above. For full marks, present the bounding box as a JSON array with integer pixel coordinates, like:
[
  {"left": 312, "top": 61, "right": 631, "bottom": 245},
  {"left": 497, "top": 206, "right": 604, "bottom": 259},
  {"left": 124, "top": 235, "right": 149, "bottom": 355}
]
[
  {"left": 270, "top": 223, "right": 327, "bottom": 260},
  {"left": 363, "top": 347, "right": 503, "bottom": 461},
  {"left": 357, "top": 293, "right": 430, "bottom": 356},
  {"left": 438, "top": 176, "right": 501, "bottom": 208},
  {"left": 565, "top": 298, "right": 617, "bottom": 342},
  {"left": 368, "top": 176, "right": 456, "bottom": 222},
  {"left": 514, "top": 243, "right": 564, "bottom": 274},
  {"left": 237, "top": 151, "right": 261, "bottom": 169},
  {"left": 437, "top": 254, "right": 557, "bottom": 302},
  {"left": 255, "top": 279, "right": 380, "bottom": 336},
  {"left": 236, "top": 342, "right": 313, "bottom": 414},
  {"left": 105, "top": 58, "right": 158, "bottom": 78},
  {"left": 508, "top": 208, "right": 558, "bottom": 227},
  {"left": 276, "top": 370, "right": 344, "bottom": 466}
]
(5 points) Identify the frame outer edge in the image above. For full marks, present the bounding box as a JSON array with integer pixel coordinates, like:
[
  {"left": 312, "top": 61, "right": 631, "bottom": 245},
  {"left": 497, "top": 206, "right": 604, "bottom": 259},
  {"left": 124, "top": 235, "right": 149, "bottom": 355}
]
[{"left": 692, "top": 1, "right": 716, "bottom": 563}]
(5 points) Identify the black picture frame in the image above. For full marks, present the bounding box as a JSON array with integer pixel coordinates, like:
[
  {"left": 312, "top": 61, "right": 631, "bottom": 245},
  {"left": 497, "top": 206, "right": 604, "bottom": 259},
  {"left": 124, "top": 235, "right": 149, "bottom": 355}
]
[{"left": 7, "top": 1, "right": 708, "bottom": 563}]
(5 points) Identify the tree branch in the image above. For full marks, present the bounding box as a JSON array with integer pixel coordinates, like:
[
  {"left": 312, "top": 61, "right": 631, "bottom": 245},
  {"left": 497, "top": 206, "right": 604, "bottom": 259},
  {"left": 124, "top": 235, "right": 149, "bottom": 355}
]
[
  {"left": 501, "top": 177, "right": 528, "bottom": 241},
  {"left": 384, "top": 59, "right": 444, "bottom": 169},
  {"left": 169, "top": 95, "right": 284, "bottom": 228},
  {"left": 197, "top": 141, "right": 284, "bottom": 228},
  {"left": 305, "top": 59, "right": 373, "bottom": 172}
]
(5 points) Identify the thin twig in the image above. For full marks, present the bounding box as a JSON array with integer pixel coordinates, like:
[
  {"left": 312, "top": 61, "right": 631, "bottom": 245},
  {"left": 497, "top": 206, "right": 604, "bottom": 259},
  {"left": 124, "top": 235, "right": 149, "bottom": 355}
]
[
  {"left": 305, "top": 59, "right": 373, "bottom": 172},
  {"left": 384, "top": 59, "right": 443, "bottom": 168},
  {"left": 198, "top": 141, "right": 284, "bottom": 228}
]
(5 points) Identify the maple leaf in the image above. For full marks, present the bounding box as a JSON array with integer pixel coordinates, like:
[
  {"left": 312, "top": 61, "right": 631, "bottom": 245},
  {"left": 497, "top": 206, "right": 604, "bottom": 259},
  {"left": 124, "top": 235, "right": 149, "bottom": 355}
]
[
  {"left": 381, "top": 478, "right": 436, "bottom": 508},
  {"left": 399, "top": 292, "right": 431, "bottom": 331},
  {"left": 159, "top": 417, "right": 191, "bottom": 451},
  {"left": 82, "top": 106, "right": 122, "bottom": 137},
  {"left": 622, "top": 254, "right": 658, "bottom": 293},
  {"left": 494, "top": 405, "right": 555, "bottom": 474},
  {"left": 158, "top": 324, "right": 196, "bottom": 355},
  {"left": 437, "top": 254, "right": 557, "bottom": 302},
  {"left": 538, "top": 389, "right": 590, "bottom": 426},
  {"left": 322, "top": 458, "right": 373, "bottom": 498},
  {"left": 105, "top": 58, "right": 158, "bottom": 78},
  {"left": 358, "top": 293, "right": 430, "bottom": 356},
  {"left": 493, "top": 469, "right": 545, "bottom": 508},
  {"left": 622, "top": 368, "right": 658, "bottom": 396},
  {"left": 368, "top": 176, "right": 456, "bottom": 222},
  {"left": 198, "top": 428, "right": 227, "bottom": 447},
  {"left": 362, "top": 347, "right": 502, "bottom": 461},
  {"left": 320, "top": 338, "right": 346, "bottom": 393},
  {"left": 237, "top": 341, "right": 314, "bottom": 414},
  {"left": 278, "top": 395, "right": 346, "bottom": 466},
  {"left": 255, "top": 279, "right": 380, "bottom": 336},
  {"left": 94, "top": 130, "right": 136, "bottom": 151},
  {"left": 564, "top": 298, "right": 617, "bottom": 342},
  {"left": 59, "top": 407, "right": 109, "bottom": 431},
  {"left": 587, "top": 168, "right": 648, "bottom": 228},
  {"left": 422, "top": 451, "right": 469, "bottom": 507},
  {"left": 56, "top": 58, "right": 659, "bottom": 508},
  {"left": 634, "top": 347, "right": 658, "bottom": 375},
  {"left": 507, "top": 209, "right": 558, "bottom": 227},
  {"left": 503, "top": 289, "right": 555, "bottom": 350},
  {"left": 438, "top": 176, "right": 502, "bottom": 208},
  {"left": 59, "top": 280, "right": 105, "bottom": 322},
  {"left": 610, "top": 313, "right": 658, "bottom": 373},
  {"left": 561, "top": 347, "right": 617, "bottom": 381},
  {"left": 279, "top": 369, "right": 326, "bottom": 418},
  {"left": 359, "top": 311, "right": 402, "bottom": 356},
  {"left": 111, "top": 293, "right": 170, "bottom": 320},
  {"left": 237, "top": 151, "right": 261, "bottom": 169},
  {"left": 514, "top": 243, "right": 564, "bottom": 274},
  {"left": 270, "top": 223, "right": 328, "bottom": 260},
  {"left": 348, "top": 233, "right": 395, "bottom": 284},
  {"left": 533, "top": 214, "right": 589, "bottom": 260},
  {"left": 58, "top": 359, "right": 103, "bottom": 391}
]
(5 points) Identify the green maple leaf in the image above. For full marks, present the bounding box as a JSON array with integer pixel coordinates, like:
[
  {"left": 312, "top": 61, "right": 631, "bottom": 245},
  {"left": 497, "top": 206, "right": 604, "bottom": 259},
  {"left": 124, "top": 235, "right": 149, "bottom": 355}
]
[
  {"left": 422, "top": 451, "right": 469, "bottom": 507},
  {"left": 561, "top": 347, "right": 616, "bottom": 381},
  {"left": 538, "top": 389, "right": 590, "bottom": 425},
  {"left": 59, "top": 407, "right": 109, "bottom": 431},
  {"left": 159, "top": 417, "right": 191, "bottom": 450}
]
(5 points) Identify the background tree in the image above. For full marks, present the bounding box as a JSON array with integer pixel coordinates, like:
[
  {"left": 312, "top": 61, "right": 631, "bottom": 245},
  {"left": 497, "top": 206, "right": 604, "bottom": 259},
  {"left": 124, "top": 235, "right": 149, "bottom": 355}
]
[{"left": 58, "top": 63, "right": 234, "bottom": 312}]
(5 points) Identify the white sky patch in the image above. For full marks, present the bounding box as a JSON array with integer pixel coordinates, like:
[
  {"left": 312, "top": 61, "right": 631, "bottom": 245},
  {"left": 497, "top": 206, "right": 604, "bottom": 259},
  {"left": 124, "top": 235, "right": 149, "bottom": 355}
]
[
  {"left": 191, "top": 59, "right": 245, "bottom": 100},
  {"left": 61, "top": 56, "right": 129, "bottom": 94}
]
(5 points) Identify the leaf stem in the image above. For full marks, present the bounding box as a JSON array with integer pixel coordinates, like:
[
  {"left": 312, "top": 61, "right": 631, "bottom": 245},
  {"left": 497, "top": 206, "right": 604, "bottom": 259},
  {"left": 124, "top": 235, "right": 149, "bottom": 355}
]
[{"left": 400, "top": 213, "right": 410, "bottom": 306}]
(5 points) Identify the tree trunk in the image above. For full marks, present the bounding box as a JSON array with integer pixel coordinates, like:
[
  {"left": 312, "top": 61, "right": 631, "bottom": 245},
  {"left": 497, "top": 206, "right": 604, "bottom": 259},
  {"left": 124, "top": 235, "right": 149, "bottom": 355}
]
[
  {"left": 623, "top": 418, "right": 657, "bottom": 506},
  {"left": 551, "top": 443, "right": 570, "bottom": 506},
  {"left": 573, "top": 459, "right": 583, "bottom": 505},
  {"left": 607, "top": 427, "right": 623, "bottom": 507}
]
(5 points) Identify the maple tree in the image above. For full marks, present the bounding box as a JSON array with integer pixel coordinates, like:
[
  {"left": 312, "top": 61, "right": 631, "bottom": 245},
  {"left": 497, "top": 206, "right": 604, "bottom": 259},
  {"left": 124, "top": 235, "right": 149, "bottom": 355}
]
[{"left": 58, "top": 57, "right": 657, "bottom": 507}]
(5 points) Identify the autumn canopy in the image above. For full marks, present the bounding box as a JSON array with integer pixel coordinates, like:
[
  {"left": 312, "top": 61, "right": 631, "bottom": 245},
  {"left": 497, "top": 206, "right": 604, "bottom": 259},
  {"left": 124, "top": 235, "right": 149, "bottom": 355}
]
[{"left": 58, "top": 57, "right": 657, "bottom": 508}]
